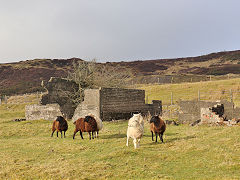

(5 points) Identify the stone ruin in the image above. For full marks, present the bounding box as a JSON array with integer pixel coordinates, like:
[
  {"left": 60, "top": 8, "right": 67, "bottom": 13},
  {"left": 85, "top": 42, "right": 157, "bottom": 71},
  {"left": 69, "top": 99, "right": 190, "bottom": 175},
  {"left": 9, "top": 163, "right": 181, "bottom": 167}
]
[
  {"left": 72, "top": 87, "right": 162, "bottom": 122},
  {"left": 25, "top": 104, "right": 62, "bottom": 121},
  {"left": 40, "top": 77, "right": 80, "bottom": 119},
  {"left": 179, "top": 100, "right": 240, "bottom": 126},
  {"left": 200, "top": 104, "right": 240, "bottom": 126},
  {"left": 25, "top": 77, "right": 162, "bottom": 121}
]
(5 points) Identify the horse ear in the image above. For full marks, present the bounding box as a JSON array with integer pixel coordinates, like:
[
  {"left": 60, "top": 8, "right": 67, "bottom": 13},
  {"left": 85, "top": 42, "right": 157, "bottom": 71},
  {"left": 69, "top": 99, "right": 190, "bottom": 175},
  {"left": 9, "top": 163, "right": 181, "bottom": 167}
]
[{"left": 62, "top": 113, "right": 67, "bottom": 119}]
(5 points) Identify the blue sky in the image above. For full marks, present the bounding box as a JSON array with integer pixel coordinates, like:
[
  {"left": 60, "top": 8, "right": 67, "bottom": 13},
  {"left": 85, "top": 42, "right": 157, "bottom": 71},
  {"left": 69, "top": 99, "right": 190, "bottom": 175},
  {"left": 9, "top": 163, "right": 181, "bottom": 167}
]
[{"left": 0, "top": 0, "right": 240, "bottom": 63}]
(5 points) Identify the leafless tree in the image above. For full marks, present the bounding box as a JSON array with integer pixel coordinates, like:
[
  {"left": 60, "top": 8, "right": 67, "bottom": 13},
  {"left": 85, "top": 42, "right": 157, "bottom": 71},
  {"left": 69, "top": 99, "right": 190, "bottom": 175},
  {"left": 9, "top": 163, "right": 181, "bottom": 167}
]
[{"left": 66, "top": 60, "right": 133, "bottom": 103}]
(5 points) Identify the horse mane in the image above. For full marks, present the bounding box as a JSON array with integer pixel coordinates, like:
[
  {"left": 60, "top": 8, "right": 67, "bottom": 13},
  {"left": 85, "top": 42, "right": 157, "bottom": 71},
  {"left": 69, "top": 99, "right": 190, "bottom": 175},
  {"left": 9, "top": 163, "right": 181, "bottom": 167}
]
[
  {"left": 84, "top": 116, "right": 94, "bottom": 123},
  {"left": 150, "top": 115, "right": 160, "bottom": 124},
  {"left": 56, "top": 116, "right": 65, "bottom": 123}
]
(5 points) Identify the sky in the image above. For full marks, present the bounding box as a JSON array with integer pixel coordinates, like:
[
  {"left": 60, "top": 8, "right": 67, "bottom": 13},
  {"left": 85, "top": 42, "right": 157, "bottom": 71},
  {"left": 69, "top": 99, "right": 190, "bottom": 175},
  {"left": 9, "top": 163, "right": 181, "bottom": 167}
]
[{"left": 0, "top": 0, "right": 240, "bottom": 63}]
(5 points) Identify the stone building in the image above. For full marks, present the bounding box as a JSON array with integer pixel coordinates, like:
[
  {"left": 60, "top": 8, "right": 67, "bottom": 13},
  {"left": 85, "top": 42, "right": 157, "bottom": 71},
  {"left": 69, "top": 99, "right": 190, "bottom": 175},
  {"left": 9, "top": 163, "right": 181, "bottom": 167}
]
[
  {"left": 25, "top": 86, "right": 162, "bottom": 121},
  {"left": 72, "top": 87, "right": 162, "bottom": 121}
]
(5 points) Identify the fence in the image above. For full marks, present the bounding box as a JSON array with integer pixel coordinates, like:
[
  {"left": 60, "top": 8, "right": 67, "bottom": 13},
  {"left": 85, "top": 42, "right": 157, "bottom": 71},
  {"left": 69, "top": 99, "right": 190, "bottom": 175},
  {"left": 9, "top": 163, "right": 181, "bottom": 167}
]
[
  {"left": 0, "top": 92, "right": 43, "bottom": 105},
  {"left": 130, "top": 74, "right": 240, "bottom": 85},
  {"left": 151, "top": 89, "right": 240, "bottom": 120}
]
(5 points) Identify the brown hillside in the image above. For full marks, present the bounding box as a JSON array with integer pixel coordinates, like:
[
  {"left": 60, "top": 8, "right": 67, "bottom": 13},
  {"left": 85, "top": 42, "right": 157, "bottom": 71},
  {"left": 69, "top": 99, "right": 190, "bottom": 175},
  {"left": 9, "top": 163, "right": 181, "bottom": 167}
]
[{"left": 1, "top": 50, "right": 240, "bottom": 95}]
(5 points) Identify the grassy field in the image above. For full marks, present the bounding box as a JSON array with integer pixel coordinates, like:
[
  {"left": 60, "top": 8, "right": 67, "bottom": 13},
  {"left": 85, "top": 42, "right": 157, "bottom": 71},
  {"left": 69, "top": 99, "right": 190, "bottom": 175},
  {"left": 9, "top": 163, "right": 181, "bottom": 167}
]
[
  {"left": 137, "top": 78, "right": 240, "bottom": 106},
  {"left": 0, "top": 104, "right": 240, "bottom": 179}
]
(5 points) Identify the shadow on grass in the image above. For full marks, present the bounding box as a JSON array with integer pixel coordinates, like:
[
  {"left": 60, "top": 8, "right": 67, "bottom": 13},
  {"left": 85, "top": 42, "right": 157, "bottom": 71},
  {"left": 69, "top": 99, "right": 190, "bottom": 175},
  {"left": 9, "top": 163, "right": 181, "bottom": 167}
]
[
  {"left": 142, "top": 135, "right": 196, "bottom": 147},
  {"left": 143, "top": 132, "right": 178, "bottom": 137},
  {"left": 166, "top": 135, "right": 196, "bottom": 143},
  {"left": 101, "top": 133, "right": 126, "bottom": 139}
]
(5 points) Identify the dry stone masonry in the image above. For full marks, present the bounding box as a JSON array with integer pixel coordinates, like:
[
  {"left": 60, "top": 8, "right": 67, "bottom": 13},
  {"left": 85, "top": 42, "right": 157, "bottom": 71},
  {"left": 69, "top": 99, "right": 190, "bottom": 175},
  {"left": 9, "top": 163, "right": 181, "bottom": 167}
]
[
  {"left": 40, "top": 77, "right": 80, "bottom": 119},
  {"left": 179, "top": 100, "right": 240, "bottom": 126},
  {"left": 25, "top": 104, "right": 62, "bottom": 121}
]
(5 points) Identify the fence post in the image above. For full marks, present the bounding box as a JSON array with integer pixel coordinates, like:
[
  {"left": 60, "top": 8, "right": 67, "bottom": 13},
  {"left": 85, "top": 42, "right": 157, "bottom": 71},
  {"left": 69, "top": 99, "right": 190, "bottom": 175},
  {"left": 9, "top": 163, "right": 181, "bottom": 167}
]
[
  {"left": 157, "top": 77, "right": 160, "bottom": 84},
  {"left": 209, "top": 75, "right": 212, "bottom": 81},
  {"left": 0, "top": 98, "right": 1, "bottom": 105},
  {"left": 4, "top": 95, "right": 7, "bottom": 104},
  {"left": 198, "top": 90, "right": 200, "bottom": 101},
  {"left": 230, "top": 89, "right": 233, "bottom": 103},
  {"left": 171, "top": 92, "right": 173, "bottom": 105},
  {"left": 171, "top": 77, "right": 174, "bottom": 84}
]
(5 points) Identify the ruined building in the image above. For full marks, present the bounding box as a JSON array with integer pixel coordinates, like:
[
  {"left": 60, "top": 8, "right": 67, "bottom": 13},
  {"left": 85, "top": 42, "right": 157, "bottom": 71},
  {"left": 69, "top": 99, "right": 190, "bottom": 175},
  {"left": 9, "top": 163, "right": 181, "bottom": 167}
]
[
  {"left": 72, "top": 87, "right": 162, "bottom": 121},
  {"left": 178, "top": 100, "right": 240, "bottom": 124},
  {"left": 40, "top": 77, "right": 80, "bottom": 119},
  {"left": 26, "top": 77, "right": 162, "bottom": 121}
]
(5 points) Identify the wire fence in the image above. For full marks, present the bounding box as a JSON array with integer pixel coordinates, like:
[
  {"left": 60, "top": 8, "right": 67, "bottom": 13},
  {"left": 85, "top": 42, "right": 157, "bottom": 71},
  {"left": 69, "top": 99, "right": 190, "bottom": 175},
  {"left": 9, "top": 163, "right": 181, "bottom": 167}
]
[
  {"left": 158, "top": 89, "right": 240, "bottom": 120},
  {"left": 130, "top": 74, "right": 240, "bottom": 85}
]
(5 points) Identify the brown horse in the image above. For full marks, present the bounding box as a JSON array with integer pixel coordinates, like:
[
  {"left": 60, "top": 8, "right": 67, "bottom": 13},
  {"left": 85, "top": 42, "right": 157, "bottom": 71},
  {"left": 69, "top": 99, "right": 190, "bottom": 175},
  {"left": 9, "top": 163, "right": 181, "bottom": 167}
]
[
  {"left": 150, "top": 115, "right": 166, "bottom": 143},
  {"left": 73, "top": 115, "right": 98, "bottom": 140},
  {"left": 51, "top": 116, "right": 68, "bottom": 138}
]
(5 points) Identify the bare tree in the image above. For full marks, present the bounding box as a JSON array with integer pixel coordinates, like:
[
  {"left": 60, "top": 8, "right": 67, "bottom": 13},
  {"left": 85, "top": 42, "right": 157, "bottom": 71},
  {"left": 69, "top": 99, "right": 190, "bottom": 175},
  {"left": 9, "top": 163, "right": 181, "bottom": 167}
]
[
  {"left": 93, "top": 63, "right": 133, "bottom": 88},
  {"left": 68, "top": 60, "right": 133, "bottom": 89}
]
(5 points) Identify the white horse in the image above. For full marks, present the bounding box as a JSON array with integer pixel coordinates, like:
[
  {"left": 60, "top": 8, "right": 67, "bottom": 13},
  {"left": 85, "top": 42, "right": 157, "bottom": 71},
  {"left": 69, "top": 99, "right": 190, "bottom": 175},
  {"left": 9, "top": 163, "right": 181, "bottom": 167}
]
[{"left": 126, "top": 113, "right": 144, "bottom": 149}]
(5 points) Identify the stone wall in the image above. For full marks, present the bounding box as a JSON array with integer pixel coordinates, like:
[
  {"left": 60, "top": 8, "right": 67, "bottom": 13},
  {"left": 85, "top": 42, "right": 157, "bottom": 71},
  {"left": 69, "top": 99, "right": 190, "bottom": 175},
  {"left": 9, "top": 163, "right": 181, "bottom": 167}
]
[
  {"left": 100, "top": 88, "right": 143, "bottom": 120},
  {"left": 41, "top": 77, "right": 80, "bottom": 119},
  {"left": 178, "top": 100, "right": 236, "bottom": 124},
  {"left": 100, "top": 88, "right": 162, "bottom": 121},
  {"left": 25, "top": 104, "right": 62, "bottom": 121},
  {"left": 72, "top": 89, "right": 100, "bottom": 122},
  {"left": 72, "top": 87, "right": 162, "bottom": 121},
  {"left": 200, "top": 108, "right": 222, "bottom": 124}
]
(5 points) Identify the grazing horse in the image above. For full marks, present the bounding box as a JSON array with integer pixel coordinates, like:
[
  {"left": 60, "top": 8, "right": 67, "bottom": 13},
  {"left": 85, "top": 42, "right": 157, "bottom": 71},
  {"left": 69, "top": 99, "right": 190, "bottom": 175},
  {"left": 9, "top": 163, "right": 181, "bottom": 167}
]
[
  {"left": 73, "top": 115, "right": 98, "bottom": 140},
  {"left": 51, "top": 116, "right": 68, "bottom": 138}
]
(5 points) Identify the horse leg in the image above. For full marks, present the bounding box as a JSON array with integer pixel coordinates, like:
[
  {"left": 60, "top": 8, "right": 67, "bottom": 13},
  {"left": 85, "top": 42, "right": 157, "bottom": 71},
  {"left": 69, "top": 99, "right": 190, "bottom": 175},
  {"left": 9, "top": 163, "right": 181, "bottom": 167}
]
[
  {"left": 160, "top": 133, "right": 164, "bottom": 143},
  {"left": 88, "top": 132, "right": 91, "bottom": 140},
  {"left": 61, "top": 131, "right": 63, "bottom": 138},
  {"left": 73, "top": 129, "right": 78, "bottom": 139},
  {"left": 92, "top": 131, "right": 94, "bottom": 139},
  {"left": 155, "top": 132, "right": 158, "bottom": 142},
  {"left": 57, "top": 131, "right": 59, "bottom": 138},
  {"left": 133, "top": 138, "right": 137, "bottom": 149},
  {"left": 51, "top": 130, "right": 55, "bottom": 137},
  {"left": 80, "top": 130, "right": 84, "bottom": 139},
  {"left": 137, "top": 138, "right": 140, "bottom": 148},
  {"left": 126, "top": 135, "right": 129, "bottom": 146},
  {"left": 151, "top": 131, "right": 154, "bottom": 141}
]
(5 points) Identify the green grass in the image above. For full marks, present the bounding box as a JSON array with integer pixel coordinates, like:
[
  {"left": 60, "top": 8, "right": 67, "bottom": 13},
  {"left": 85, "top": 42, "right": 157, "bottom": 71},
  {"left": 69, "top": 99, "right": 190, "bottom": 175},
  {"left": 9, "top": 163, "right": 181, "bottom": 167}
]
[
  {"left": 137, "top": 78, "right": 240, "bottom": 106},
  {"left": 0, "top": 104, "right": 240, "bottom": 179}
]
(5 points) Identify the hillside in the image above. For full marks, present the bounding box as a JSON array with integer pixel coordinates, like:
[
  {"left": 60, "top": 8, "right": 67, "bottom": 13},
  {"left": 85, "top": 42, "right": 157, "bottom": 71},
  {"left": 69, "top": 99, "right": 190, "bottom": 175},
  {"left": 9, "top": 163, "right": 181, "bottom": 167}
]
[
  {"left": 1, "top": 50, "right": 240, "bottom": 95},
  {"left": 137, "top": 78, "right": 240, "bottom": 107}
]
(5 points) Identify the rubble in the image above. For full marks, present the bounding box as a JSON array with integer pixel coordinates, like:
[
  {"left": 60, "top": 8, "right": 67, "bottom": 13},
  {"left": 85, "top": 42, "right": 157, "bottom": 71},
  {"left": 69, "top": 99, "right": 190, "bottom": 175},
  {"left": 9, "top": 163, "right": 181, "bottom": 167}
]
[
  {"left": 198, "top": 103, "right": 240, "bottom": 126},
  {"left": 165, "top": 120, "right": 179, "bottom": 126}
]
